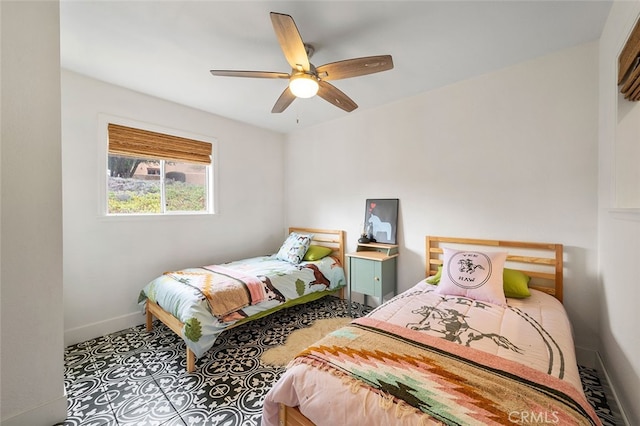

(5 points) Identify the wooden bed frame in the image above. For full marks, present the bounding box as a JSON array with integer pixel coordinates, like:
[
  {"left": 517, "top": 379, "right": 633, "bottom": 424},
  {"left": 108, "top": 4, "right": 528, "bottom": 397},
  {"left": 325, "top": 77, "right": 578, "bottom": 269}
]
[
  {"left": 277, "top": 235, "right": 564, "bottom": 426},
  {"left": 145, "top": 226, "right": 346, "bottom": 373},
  {"left": 426, "top": 236, "right": 564, "bottom": 302}
]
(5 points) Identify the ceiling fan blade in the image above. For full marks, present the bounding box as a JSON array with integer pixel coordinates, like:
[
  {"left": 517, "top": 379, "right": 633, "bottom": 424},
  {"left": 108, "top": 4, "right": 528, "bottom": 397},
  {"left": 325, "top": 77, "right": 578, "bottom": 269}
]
[
  {"left": 270, "top": 12, "right": 310, "bottom": 72},
  {"left": 317, "top": 80, "right": 358, "bottom": 112},
  {"left": 210, "top": 70, "right": 290, "bottom": 79},
  {"left": 271, "top": 87, "right": 296, "bottom": 113},
  {"left": 316, "top": 55, "right": 394, "bottom": 81}
]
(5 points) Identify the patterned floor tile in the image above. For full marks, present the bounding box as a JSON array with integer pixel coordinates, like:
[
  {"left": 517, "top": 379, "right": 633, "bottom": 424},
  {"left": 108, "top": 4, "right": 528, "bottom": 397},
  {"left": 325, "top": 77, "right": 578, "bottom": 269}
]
[
  {"left": 112, "top": 393, "right": 179, "bottom": 426},
  {"left": 64, "top": 375, "right": 114, "bottom": 424}
]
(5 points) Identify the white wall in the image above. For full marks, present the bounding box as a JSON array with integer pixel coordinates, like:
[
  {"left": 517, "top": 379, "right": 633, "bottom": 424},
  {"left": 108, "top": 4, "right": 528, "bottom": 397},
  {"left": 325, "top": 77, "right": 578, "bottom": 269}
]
[
  {"left": 1, "top": 2, "right": 67, "bottom": 425},
  {"left": 285, "top": 43, "right": 600, "bottom": 352},
  {"left": 61, "top": 70, "right": 286, "bottom": 345},
  {"left": 598, "top": 1, "right": 640, "bottom": 424}
]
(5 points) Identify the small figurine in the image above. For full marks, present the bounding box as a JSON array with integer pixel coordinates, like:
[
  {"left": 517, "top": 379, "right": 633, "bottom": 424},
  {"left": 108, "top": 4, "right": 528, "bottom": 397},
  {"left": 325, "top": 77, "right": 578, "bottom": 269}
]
[{"left": 366, "top": 222, "right": 376, "bottom": 243}]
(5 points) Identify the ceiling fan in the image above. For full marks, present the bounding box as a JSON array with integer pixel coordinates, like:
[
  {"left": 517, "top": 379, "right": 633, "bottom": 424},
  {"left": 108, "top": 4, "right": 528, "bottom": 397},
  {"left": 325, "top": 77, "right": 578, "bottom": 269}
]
[{"left": 210, "top": 12, "right": 394, "bottom": 113}]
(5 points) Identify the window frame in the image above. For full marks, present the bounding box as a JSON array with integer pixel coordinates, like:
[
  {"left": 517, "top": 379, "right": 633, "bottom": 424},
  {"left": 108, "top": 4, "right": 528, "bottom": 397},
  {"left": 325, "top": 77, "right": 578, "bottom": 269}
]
[{"left": 99, "top": 115, "right": 218, "bottom": 217}]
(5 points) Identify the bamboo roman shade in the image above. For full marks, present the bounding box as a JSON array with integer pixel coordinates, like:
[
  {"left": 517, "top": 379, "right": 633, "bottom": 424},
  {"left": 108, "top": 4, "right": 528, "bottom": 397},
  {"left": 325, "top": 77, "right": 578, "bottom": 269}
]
[
  {"left": 108, "top": 123, "right": 212, "bottom": 165},
  {"left": 619, "top": 19, "right": 640, "bottom": 101}
]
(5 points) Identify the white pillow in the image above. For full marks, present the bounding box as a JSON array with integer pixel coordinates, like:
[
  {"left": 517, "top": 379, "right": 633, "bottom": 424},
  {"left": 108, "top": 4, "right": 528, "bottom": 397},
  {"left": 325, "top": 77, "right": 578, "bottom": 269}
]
[
  {"left": 275, "top": 232, "right": 313, "bottom": 264},
  {"left": 434, "top": 248, "right": 508, "bottom": 305}
]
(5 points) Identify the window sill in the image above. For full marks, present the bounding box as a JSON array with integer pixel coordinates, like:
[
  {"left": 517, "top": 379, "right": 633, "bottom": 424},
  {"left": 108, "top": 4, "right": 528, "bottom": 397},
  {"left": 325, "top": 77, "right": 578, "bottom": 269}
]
[
  {"left": 608, "top": 208, "right": 640, "bottom": 221},
  {"left": 99, "top": 212, "right": 215, "bottom": 221}
]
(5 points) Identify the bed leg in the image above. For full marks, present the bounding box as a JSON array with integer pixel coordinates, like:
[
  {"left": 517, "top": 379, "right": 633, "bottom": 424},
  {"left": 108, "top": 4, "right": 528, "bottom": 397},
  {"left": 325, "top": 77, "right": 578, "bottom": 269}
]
[
  {"left": 278, "top": 403, "right": 313, "bottom": 426},
  {"left": 279, "top": 403, "right": 286, "bottom": 426},
  {"left": 186, "top": 348, "right": 196, "bottom": 373},
  {"left": 146, "top": 306, "right": 153, "bottom": 331}
]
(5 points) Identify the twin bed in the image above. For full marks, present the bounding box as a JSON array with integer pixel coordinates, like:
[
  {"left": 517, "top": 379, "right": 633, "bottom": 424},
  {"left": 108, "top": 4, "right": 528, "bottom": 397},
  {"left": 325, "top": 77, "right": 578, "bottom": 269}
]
[
  {"left": 139, "top": 230, "right": 601, "bottom": 425},
  {"left": 139, "top": 227, "right": 346, "bottom": 373},
  {"left": 262, "top": 236, "right": 601, "bottom": 426}
]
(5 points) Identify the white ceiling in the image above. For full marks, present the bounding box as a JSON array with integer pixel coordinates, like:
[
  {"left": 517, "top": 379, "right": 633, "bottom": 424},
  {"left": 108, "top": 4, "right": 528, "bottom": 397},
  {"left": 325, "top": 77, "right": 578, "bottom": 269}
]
[{"left": 60, "top": 1, "right": 612, "bottom": 134}]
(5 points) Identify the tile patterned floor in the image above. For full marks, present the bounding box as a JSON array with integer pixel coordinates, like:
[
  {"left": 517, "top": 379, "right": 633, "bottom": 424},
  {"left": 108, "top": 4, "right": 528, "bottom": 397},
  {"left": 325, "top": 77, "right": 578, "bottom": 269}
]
[{"left": 58, "top": 297, "right": 619, "bottom": 425}]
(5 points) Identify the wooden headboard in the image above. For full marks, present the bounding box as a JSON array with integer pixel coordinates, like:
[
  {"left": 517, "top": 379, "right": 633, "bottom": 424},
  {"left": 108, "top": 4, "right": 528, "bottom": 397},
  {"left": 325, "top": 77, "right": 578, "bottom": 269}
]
[
  {"left": 288, "top": 227, "right": 345, "bottom": 267},
  {"left": 425, "top": 236, "right": 564, "bottom": 302}
]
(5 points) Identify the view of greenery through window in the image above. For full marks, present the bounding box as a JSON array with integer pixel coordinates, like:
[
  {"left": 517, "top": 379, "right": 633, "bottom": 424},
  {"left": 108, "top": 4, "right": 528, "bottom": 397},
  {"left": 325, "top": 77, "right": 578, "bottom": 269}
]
[{"left": 108, "top": 155, "right": 208, "bottom": 214}]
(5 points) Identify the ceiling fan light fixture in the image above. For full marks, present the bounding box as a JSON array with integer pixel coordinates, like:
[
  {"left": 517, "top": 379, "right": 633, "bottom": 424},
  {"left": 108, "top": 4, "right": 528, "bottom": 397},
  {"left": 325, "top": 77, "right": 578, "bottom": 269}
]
[{"left": 289, "top": 73, "right": 319, "bottom": 98}]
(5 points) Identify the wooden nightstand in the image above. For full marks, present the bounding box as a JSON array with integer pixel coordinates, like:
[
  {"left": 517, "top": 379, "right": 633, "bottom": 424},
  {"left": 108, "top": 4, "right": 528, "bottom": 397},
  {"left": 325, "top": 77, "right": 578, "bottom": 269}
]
[{"left": 346, "top": 243, "right": 398, "bottom": 312}]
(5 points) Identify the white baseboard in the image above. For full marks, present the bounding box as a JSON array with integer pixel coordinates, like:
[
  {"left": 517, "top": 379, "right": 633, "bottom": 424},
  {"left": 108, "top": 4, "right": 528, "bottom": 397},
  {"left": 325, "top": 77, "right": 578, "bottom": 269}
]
[
  {"left": 575, "top": 346, "right": 630, "bottom": 425},
  {"left": 1, "top": 394, "right": 67, "bottom": 426},
  {"left": 64, "top": 311, "right": 145, "bottom": 347},
  {"left": 595, "top": 352, "right": 631, "bottom": 426},
  {"left": 575, "top": 345, "right": 597, "bottom": 368}
]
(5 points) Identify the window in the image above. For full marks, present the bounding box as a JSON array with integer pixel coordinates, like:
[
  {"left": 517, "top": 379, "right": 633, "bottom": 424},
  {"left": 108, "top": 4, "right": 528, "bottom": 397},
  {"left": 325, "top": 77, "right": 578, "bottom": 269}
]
[
  {"left": 618, "top": 18, "right": 640, "bottom": 101},
  {"left": 616, "top": 18, "right": 640, "bottom": 209},
  {"left": 106, "top": 123, "right": 213, "bottom": 215}
]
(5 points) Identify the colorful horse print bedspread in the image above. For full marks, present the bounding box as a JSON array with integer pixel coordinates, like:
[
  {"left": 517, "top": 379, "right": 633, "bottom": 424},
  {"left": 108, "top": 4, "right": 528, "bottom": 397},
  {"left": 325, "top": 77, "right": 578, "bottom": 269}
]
[{"left": 140, "top": 255, "right": 345, "bottom": 359}]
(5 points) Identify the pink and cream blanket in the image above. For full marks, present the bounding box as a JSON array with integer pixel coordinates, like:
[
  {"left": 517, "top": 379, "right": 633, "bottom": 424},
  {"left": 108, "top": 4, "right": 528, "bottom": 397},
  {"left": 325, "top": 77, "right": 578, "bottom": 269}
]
[{"left": 164, "top": 265, "right": 266, "bottom": 318}]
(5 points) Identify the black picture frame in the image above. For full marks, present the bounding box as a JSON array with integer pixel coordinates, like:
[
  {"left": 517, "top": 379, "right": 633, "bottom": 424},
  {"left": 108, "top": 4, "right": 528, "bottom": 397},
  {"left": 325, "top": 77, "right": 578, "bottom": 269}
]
[{"left": 363, "top": 199, "right": 399, "bottom": 244}]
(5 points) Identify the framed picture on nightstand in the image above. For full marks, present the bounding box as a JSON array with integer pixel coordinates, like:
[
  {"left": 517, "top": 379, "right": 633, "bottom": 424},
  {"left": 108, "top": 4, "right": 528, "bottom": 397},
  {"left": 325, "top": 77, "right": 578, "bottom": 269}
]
[{"left": 363, "top": 198, "right": 399, "bottom": 244}]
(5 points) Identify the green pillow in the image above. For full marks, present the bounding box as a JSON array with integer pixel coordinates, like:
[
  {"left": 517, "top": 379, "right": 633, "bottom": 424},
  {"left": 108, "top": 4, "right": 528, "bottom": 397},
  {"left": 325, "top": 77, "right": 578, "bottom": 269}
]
[
  {"left": 303, "top": 245, "right": 333, "bottom": 261},
  {"left": 502, "top": 268, "right": 531, "bottom": 298},
  {"left": 426, "top": 265, "right": 531, "bottom": 298}
]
